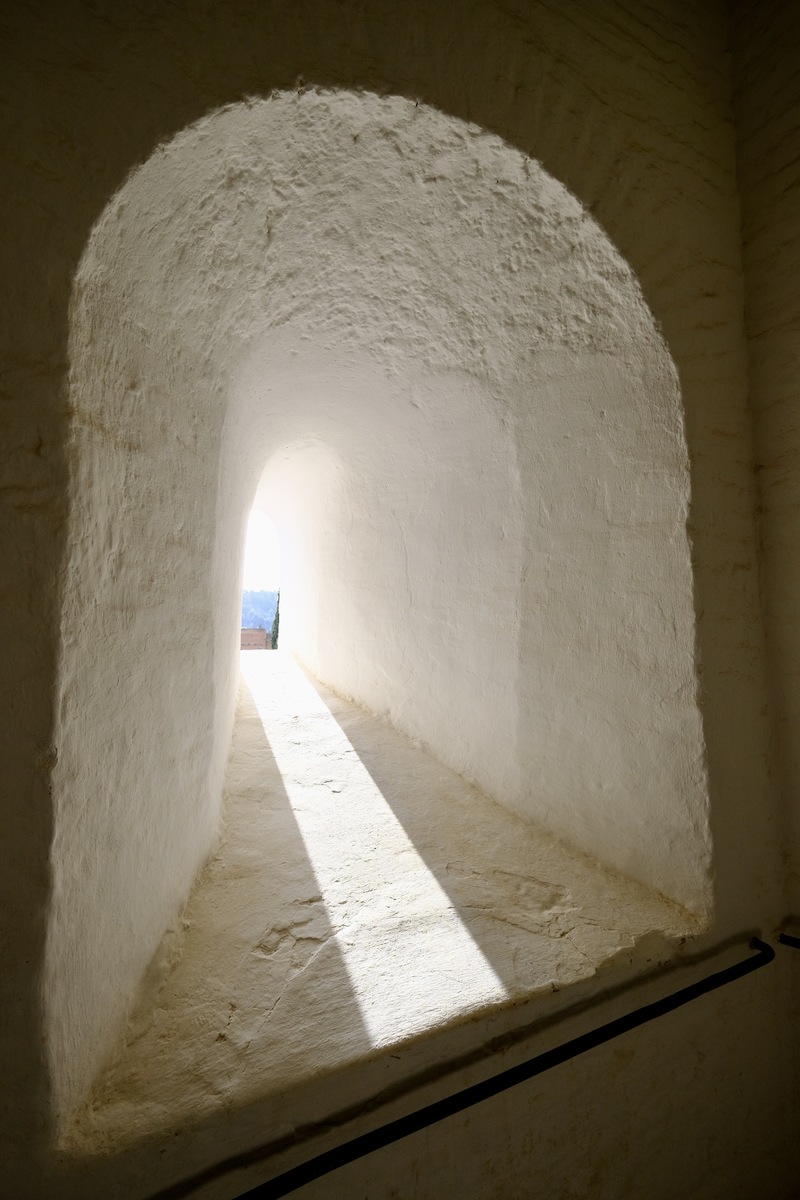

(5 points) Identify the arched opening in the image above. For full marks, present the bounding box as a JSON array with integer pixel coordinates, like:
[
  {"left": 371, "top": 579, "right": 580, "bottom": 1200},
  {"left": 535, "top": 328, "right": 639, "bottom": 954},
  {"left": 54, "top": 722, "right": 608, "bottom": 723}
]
[{"left": 50, "top": 89, "right": 711, "bottom": 1134}]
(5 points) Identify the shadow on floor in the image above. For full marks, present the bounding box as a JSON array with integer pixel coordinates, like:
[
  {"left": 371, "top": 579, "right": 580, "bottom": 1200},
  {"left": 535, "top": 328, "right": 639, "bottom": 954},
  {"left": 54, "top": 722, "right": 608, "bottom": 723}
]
[
  {"left": 292, "top": 663, "right": 588, "bottom": 994},
  {"left": 56, "top": 670, "right": 373, "bottom": 1196}
]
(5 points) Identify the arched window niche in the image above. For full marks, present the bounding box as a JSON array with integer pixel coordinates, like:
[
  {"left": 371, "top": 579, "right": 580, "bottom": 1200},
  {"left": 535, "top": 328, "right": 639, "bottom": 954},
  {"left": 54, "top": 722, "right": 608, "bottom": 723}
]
[{"left": 51, "top": 90, "right": 711, "bottom": 1141}]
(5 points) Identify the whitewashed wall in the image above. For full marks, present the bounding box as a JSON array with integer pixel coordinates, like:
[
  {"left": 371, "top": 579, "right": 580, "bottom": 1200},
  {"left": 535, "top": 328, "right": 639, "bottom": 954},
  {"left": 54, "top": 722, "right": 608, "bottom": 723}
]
[
  {"left": 1, "top": 2, "right": 793, "bottom": 1197},
  {"left": 52, "top": 88, "right": 708, "bottom": 1133}
]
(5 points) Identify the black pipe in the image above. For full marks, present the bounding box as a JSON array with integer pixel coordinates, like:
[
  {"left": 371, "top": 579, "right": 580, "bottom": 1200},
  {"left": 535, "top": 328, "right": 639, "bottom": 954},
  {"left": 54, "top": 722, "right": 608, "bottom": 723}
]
[
  {"left": 180, "top": 936, "right": 771, "bottom": 1200},
  {"left": 778, "top": 931, "right": 800, "bottom": 950}
]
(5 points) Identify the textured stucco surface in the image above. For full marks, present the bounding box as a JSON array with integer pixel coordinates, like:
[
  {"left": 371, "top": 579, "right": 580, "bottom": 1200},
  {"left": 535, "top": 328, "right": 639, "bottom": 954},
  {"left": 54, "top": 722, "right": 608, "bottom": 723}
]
[
  {"left": 49, "top": 88, "right": 711, "bottom": 1132},
  {"left": 0, "top": 1, "right": 795, "bottom": 1197},
  {"left": 57, "top": 652, "right": 694, "bottom": 1191},
  {"left": 249, "top": 350, "right": 707, "bottom": 902}
]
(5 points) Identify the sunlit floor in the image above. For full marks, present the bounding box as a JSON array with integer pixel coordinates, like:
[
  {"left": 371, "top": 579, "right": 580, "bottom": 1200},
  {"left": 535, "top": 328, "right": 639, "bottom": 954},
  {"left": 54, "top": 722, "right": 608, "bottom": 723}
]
[{"left": 67, "top": 652, "right": 696, "bottom": 1158}]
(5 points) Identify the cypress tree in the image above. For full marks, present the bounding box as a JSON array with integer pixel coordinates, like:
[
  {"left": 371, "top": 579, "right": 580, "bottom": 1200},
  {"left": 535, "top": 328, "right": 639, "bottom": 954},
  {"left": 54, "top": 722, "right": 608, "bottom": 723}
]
[{"left": 271, "top": 591, "right": 280, "bottom": 649}]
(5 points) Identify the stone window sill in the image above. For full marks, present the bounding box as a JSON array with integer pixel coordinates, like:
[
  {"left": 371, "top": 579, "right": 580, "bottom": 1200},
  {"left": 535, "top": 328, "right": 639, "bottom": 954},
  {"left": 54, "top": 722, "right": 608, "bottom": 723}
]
[{"left": 58, "top": 653, "right": 699, "bottom": 1195}]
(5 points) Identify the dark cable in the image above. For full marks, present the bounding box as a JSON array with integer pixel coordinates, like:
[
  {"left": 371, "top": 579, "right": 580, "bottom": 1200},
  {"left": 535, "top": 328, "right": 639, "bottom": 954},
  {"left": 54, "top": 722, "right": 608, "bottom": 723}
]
[
  {"left": 191, "top": 936, "right": 771, "bottom": 1199},
  {"left": 778, "top": 931, "right": 800, "bottom": 950}
]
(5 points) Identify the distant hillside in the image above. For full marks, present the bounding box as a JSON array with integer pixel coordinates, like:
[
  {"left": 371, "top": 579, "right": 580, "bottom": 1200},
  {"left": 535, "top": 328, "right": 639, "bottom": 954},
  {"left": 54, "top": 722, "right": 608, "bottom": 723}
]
[{"left": 241, "top": 590, "right": 278, "bottom": 630}]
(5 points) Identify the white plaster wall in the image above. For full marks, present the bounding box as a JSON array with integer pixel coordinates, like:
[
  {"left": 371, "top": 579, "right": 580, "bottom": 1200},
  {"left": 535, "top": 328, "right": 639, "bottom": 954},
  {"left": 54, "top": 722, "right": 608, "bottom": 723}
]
[
  {"left": 1, "top": 1, "right": 793, "bottom": 1196},
  {"left": 50, "top": 90, "right": 710, "bottom": 1127},
  {"left": 220, "top": 99, "right": 710, "bottom": 918},
  {"left": 245, "top": 352, "right": 705, "bottom": 903}
]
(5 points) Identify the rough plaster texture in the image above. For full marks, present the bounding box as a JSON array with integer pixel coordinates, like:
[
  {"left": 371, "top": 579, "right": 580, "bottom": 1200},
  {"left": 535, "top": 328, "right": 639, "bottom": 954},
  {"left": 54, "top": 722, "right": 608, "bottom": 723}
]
[
  {"left": 287, "top": 957, "right": 796, "bottom": 1200},
  {"left": 0, "top": 1, "right": 795, "bottom": 1197},
  {"left": 250, "top": 349, "right": 708, "bottom": 902},
  {"left": 54, "top": 652, "right": 698, "bottom": 1196},
  {"left": 50, "top": 87, "right": 711, "bottom": 1132}
]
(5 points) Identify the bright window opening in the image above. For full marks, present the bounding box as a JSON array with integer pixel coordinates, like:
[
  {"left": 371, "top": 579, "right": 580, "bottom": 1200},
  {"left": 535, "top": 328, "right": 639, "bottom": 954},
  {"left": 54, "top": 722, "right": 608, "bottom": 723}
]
[{"left": 241, "top": 510, "right": 281, "bottom": 650}]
